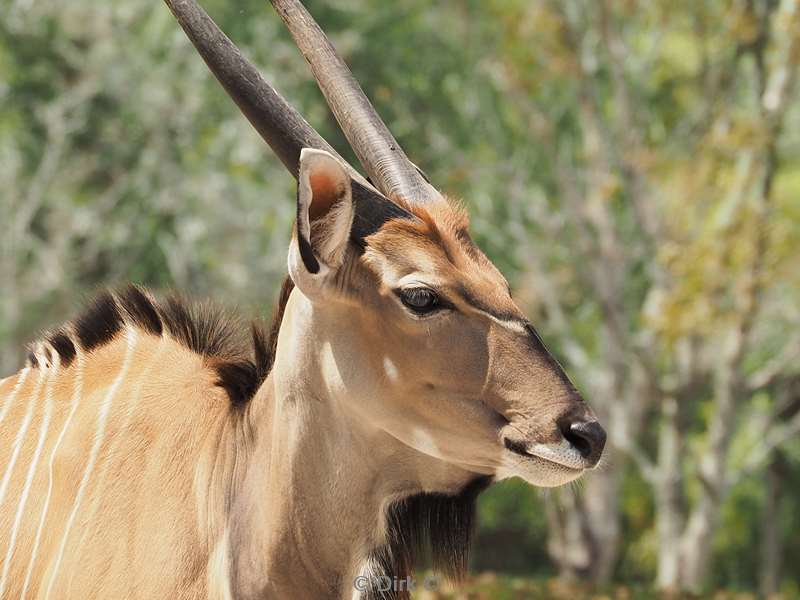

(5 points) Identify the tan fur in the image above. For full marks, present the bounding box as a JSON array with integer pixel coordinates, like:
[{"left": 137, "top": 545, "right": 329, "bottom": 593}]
[{"left": 0, "top": 332, "right": 236, "bottom": 599}]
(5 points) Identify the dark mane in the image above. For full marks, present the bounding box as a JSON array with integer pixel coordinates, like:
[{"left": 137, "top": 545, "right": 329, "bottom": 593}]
[
  {"left": 365, "top": 476, "right": 492, "bottom": 600},
  {"left": 30, "top": 279, "right": 295, "bottom": 406}
]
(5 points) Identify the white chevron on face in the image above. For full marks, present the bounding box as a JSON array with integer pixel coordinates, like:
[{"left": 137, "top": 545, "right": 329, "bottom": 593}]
[{"left": 43, "top": 327, "right": 138, "bottom": 600}]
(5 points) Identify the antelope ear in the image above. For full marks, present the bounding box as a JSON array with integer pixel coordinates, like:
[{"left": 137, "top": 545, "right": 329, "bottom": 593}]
[{"left": 288, "top": 149, "right": 354, "bottom": 291}]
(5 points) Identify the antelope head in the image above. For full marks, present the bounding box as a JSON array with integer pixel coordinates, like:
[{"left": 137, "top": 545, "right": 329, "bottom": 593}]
[{"left": 166, "top": 0, "right": 605, "bottom": 493}]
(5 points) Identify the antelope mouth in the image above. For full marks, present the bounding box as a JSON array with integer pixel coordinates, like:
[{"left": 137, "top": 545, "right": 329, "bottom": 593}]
[
  {"left": 498, "top": 438, "right": 586, "bottom": 487},
  {"left": 503, "top": 437, "right": 588, "bottom": 471}
]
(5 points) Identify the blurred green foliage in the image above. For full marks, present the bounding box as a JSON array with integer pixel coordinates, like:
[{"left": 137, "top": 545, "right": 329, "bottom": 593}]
[{"left": 2, "top": 0, "right": 799, "bottom": 595}]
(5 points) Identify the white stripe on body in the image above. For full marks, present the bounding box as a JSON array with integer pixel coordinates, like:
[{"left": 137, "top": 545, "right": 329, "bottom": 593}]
[
  {"left": 70, "top": 336, "right": 166, "bottom": 564},
  {"left": 0, "top": 367, "right": 32, "bottom": 426},
  {"left": 0, "top": 362, "right": 48, "bottom": 510},
  {"left": 43, "top": 328, "right": 138, "bottom": 600},
  {"left": 0, "top": 352, "right": 60, "bottom": 597},
  {"left": 20, "top": 347, "right": 83, "bottom": 600}
]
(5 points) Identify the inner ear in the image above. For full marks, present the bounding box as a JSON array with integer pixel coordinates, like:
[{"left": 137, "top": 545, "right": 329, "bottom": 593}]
[
  {"left": 296, "top": 148, "right": 354, "bottom": 271},
  {"left": 308, "top": 172, "right": 345, "bottom": 221}
]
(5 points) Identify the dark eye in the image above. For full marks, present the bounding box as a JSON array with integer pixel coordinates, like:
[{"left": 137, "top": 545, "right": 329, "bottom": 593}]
[{"left": 399, "top": 287, "right": 441, "bottom": 315}]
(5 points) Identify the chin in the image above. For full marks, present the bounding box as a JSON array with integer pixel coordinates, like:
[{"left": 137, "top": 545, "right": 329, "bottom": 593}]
[{"left": 497, "top": 455, "right": 585, "bottom": 488}]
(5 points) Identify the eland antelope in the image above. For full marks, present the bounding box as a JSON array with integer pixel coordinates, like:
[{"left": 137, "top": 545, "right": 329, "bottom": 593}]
[{"left": 0, "top": 1, "right": 606, "bottom": 598}]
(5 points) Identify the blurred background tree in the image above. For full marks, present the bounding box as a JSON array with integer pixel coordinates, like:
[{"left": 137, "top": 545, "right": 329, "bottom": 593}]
[{"left": 2, "top": 0, "right": 799, "bottom": 596}]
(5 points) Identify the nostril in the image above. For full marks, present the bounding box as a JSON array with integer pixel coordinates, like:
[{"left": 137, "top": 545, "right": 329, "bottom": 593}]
[
  {"left": 562, "top": 420, "right": 606, "bottom": 466},
  {"left": 563, "top": 427, "right": 592, "bottom": 458}
]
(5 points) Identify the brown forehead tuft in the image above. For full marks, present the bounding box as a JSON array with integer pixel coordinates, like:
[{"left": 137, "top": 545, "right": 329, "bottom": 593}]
[
  {"left": 368, "top": 196, "right": 479, "bottom": 266},
  {"left": 396, "top": 196, "right": 471, "bottom": 236}
]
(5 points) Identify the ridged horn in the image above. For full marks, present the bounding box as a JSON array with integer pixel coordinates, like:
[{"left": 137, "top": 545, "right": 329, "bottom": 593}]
[
  {"left": 164, "top": 0, "right": 417, "bottom": 241},
  {"left": 270, "top": 0, "right": 442, "bottom": 205},
  {"left": 165, "top": 0, "right": 360, "bottom": 183}
]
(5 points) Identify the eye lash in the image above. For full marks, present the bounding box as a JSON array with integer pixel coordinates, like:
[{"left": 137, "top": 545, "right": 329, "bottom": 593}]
[{"left": 393, "top": 286, "right": 455, "bottom": 315}]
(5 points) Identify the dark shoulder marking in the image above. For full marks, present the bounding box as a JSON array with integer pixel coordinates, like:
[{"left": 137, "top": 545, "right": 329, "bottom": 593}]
[
  {"left": 251, "top": 322, "right": 270, "bottom": 383},
  {"left": 156, "top": 294, "right": 263, "bottom": 405},
  {"left": 159, "top": 295, "right": 238, "bottom": 359},
  {"left": 75, "top": 291, "right": 123, "bottom": 351},
  {"left": 48, "top": 331, "right": 76, "bottom": 368},
  {"left": 118, "top": 284, "right": 163, "bottom": 336},
  {"left": 213, "top": 360, "right": 261, "bottom": 406},
  {"left": 25, "top": 279, "right": 294, "bottom": 406}
]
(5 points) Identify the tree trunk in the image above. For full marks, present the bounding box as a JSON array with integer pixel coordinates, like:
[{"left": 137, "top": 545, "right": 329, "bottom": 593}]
[
  {"left": 583, "top": 464, "right": 623, "bottom": 581},
  {"left": 655, "top": 397, "right": 683, "bottom": 590},
  {"left": 545, "top": 460, "right": 623, "bottom": 583},
  {"left": 759, "top": 452, "right": 784, "bottom": 597},
  {"left": 677, "top": 344, "right": 740, "bottom": 591},
  {"left": 545, "top": 488, "right": 594, "bottom": 581},
  {"left": 678, "top": 494, "right": 718, "bottom": 590}
]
